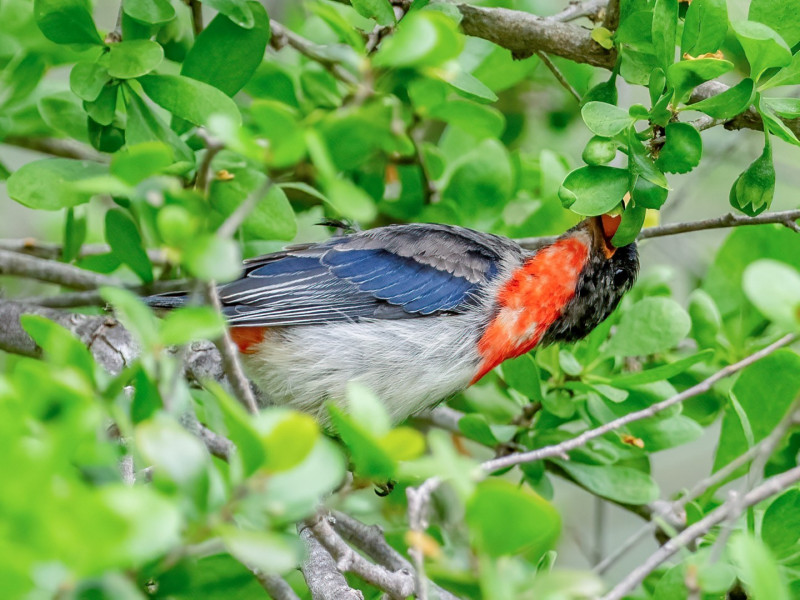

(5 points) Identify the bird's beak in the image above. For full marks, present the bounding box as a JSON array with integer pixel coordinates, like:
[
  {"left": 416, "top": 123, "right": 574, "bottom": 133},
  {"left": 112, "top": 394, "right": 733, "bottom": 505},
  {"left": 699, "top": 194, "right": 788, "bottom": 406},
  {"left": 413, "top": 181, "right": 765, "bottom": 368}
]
[{"left": 591, "top": 214, "right": 621, "bottom": 259}]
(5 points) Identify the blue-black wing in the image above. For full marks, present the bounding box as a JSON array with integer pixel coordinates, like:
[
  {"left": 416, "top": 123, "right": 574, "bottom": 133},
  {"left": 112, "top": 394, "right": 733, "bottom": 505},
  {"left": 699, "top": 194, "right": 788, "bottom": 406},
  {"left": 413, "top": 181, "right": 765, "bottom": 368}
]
[{"left": 149, "top": 223, "right": 524, "bottom": 326}]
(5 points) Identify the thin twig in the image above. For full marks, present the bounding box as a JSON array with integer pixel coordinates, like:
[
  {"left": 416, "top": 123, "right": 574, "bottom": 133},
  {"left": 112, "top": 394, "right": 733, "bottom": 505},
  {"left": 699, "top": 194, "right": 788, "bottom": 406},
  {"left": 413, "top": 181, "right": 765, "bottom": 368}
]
[
  {"left": 637, "top": 209, "right": 800, "bottom": 239},
  {"left": 551, "top": 0, "right": 608, "bottom": 22},
  {"left": 0, "top": 249, "right": 126, "bottom": 290},
  {"left": 601, "top": 466, "right": 800, "bottom": 600},
  {"left": 406, "top": 477, "right": 442, "bottom": 600},
  {"left": 250, "top": 570, "right": 301, "bottom": 600},
  {"left": 2, "top": 135, "right": 107, "bottom": 162},
  {"left": 308, "top": 514, "right": 415, "bottom": 599},
  {"left": 217, "top": 179, "right": 273, "bottom": 239},
  {"left": 202, "top": 281, "right": 259, "bottom": 415},
  {"left": 481, "top": 334, "right": 798, "bottom": 473},
  {"left": 330, "top": 511, "right": 462, "bottom": 600},
  {"left": 0, "top": 238, "right": 167, "bottom": 264},
  {"left": 187, "top": 0, "right": 203, "bottom": 35},
  {"left": 515, "top": 209, "right": 800, "bottom": 249},
  {"left": 536, "top": 51, "right": 581, "bottom": 102},
  {"left": 269, "top": 20, "right": 359, "bottom": 86},
  {"left": 195, "top": 130, "right": 225, "bottom": 194},
  {"left": 594, "top": 403, "right": 800, "bottom": 574}
]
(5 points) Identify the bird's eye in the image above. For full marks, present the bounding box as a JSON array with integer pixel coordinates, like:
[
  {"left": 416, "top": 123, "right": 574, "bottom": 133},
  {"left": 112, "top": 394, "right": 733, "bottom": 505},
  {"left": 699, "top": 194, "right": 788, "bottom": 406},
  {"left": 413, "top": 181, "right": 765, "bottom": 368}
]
[{"left": 613, "top": 268, "right": 628, "bottom": 287}]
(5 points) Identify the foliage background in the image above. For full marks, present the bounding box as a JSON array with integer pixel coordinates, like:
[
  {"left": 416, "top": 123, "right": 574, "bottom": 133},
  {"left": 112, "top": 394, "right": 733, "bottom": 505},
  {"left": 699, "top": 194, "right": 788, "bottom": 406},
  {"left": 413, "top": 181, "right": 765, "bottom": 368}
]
[{"left": 2, "top": 0, "right": 800, "bottom": 599}]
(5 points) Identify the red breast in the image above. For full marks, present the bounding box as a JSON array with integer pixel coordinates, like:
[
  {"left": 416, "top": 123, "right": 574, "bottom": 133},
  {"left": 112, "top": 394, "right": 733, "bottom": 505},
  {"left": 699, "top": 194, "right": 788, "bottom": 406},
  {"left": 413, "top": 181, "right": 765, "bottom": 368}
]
[{"left": 471, "top": 237, "right": 590, "bottom": 383}]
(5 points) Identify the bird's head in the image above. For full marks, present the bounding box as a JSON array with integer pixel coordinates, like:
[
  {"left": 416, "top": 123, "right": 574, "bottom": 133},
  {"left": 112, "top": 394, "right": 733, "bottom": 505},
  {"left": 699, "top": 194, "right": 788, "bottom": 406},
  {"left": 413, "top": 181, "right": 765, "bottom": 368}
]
[{"left": 539, "top": 211, "right": 639, "bottom": 345}]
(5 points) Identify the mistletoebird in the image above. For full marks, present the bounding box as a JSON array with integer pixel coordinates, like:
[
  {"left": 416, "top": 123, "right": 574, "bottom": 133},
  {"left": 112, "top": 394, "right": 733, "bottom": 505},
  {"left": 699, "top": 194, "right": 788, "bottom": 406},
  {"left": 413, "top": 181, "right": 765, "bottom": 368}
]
[{"left": 149, "top": 215, "right": 638, "bottom": 423}]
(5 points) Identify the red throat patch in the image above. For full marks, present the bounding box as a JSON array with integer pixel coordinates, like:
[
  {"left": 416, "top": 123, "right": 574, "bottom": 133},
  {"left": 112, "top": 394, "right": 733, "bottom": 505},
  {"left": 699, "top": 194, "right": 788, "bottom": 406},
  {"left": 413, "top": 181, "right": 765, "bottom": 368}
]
[
  {"left": 471, "top": 237, "right": 590, "bottom": 383},
  {"left": 230, "top": 327, "right": 267, "bottom": 354}
]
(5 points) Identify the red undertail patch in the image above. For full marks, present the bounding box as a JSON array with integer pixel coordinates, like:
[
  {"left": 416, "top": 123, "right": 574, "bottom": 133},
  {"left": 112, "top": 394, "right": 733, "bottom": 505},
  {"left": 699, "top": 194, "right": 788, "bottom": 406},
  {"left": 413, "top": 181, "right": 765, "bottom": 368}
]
[
  {"left": 471, "top": 237, "right": 590, "bottom": 383},
  {"left": 230, "top": 327, "right": 267, "bottom": 354}
]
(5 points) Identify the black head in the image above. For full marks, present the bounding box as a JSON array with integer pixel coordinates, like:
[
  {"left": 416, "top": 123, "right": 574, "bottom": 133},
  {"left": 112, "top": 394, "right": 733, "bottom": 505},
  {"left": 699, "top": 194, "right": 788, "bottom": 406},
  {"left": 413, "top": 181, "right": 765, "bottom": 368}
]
[{"left": 540, "top": 216, "right": 639, "bottom": 345}]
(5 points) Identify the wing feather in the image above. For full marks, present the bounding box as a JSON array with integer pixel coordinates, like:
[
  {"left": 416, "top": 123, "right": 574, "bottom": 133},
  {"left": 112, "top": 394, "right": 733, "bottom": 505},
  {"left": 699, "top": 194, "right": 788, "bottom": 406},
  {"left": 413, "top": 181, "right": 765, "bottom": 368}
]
[{"left": 148, "top": 223, "right": 524, "bottom": 326}]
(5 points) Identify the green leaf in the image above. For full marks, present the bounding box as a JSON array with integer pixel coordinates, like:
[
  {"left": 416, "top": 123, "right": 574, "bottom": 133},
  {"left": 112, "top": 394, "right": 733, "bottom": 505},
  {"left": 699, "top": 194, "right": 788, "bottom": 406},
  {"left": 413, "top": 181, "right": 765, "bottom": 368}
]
[
  {"left": 630, "top": 176, "right": 668, "bottom": 209},
  {"left": 70, "top": 61, "right": 110, "bottom": 101},
  {"left": 374, "top": 10, "right": 462, "bottom": 68},
  {"left": 181, "top": 1, "right": 270, "bottom": 97},
  {"left": 688, "top": 289, "right": 721, "bottom": 348},
  {"left": 100, "top": 287, "right": 160, "bottom": 349},
  {"left": 610, "top": 204, "right": 646, "bottom": 247},
  {"left": 558, "top": 166, "right": 629, "bottom": 216},
  {"left": 687, "top": 78, "right": 755, "bottom": 119},
  {"left": 591, "top": 26, "right": 614, "bottom": 50},
  {"left": 139, "top": 74, "right": 242, "bottom": 128},
  {"left": 732, "top": 21, "right": 792, "bottom": 81},
  {"left": 446, "top": 69, "right": 498, "bottom": 103},
  {"left": 204, "top": 0, "right": 255, "bottom": 28},
  {"left": 221, "top": 529, "right": 300, "bottom": 575},
  {"left": 730, "top": 534, "right": 790, "bottom": 600},
  {"left": 656, "top": 122, "right": 702, "bottom": 174},
  {"left": 553, "top": 459, "right": 660, "bottom": 505},
  {"left": 351, "top": 0, "right": 395, "bottom": 26},
  {"left": 258, "top": 410, "right": 320, "bottom": 472},
  {"left": 184, "top": 235, "right": 242, "bottom": 282},
  {"left": 322, "top": 177, "right": 378, "bottom": 223},
  {"left": 666, "top": 59, "right": 733, "bottom": 105},
  {"left": 713, "top": 350, "right": 800, "bottom": 475},
  {"left": 758, "top": 96, "right": 800, "bottom": 147},
  {"left": 428, "top": 100, "right": 506, "bottom": 140},
  {"left": 122, "top": 0, "right": 175, "bottom": 24},
  {"left": 63, "top": 206, "right": 88, "bottom": 262},
  {"left": 442, "top": 138, "right": 513, "bottom": 215},
  {"left": 762, "top": 488, "right": 800, "bottom": 559},
  {"left": 328, "top": 404, "right": 395, "bottom": 479},
  {"left": 458, "top": 414, "right": 500, "bottom": 446},
  {"left": 20, "top": 314, "right": 95, "bottom": 383},
  {"left": 762, "top": 97, "right": 800, "bottom": 118},
  {"left": 501, "top": 354, "right": 543, "bottom": 402},
  {"left": 105, "top": 209, "right": 154, "bottom": 283},
  {"left": 729, "top": 141, "right": 775, "bottom": 216},
  {"left": 34, "top": 0, "right": 102, "bottom": 45},
  {"left": 136, "top": 415, "right": 209, "bottom": 489},
  {"left": 750, "top": 0, "right": 800, "bottom": 48},
  {"left": 581, "top": 102, "right": 634, "bottom": 137},
  {"left": 160, "top": 307, "right": 226, "bottom": 346},
  {"left": 743, "top": 259, "right": 800, "bottom": 329},
  {"left": 205, "top": 380, "right": 265, "bottom": 476},
  {"left": 250, "top": 100, "right": 307, "bottom": 168},
  {"left": 652, "top": 0, "right": 678, "bottom": 69},
  {"left": 7, "top": 158, "right": 107, "bottom": 210},
  {"left": 38, "top": 93, "right": 90, "bottom": 142},
  {"left": 761, "top": 51, "right": 800, "bottom": 89},
  {"left": 582, "top": 136, "right": 618, "bottom": 166},
  {"left": 209, "top": 168, "right": 297, "bottom": 241},
  {"left": 123, "top": 85, "right": 194, "bottom": 165},
  {"left": 681, "top": 0, "right": 728, "bottom": 56},
  {"left": 466, "top": 479, "right": 560, "bottom": 558},
  {"left": 606, "top": 297, "right": 691, "bottom": 357},
  {"left": 110, "top": 141, "right": 173, "bottom": 185},
  {"left": 106, "top": 40, "right": 164, "bottom": 79},
  {"left": 611, "top": 350, "right": 714, "bottom": 386},
  {"left": 345, "top": 381, "right": 391, "bottom": 437}
]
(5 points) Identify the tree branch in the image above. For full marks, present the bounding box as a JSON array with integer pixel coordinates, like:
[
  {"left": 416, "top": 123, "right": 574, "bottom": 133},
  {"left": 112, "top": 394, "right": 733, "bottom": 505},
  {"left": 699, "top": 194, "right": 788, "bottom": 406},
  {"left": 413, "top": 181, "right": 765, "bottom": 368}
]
[
  {"left": 307, "top": 514, "right": 415, "bottom": 599},
  {"left": 2, "top": 135, "right": 107, "bottom": 162},
  {"left": 481, "top": 333, "right": 798, "bottom": 473},
  {"left": 457, "top": 3, "right": 616, "bottom": 66},
  {"left": 298, "top": 525, "right": 364, "bottom": 600},
  {"left": 601, "top": 465, "right": 800, "bottom": 600},
  {"left": 269, "top": 20, "right": 359, "bottom": 86},
  {"left": 0, "top": 249, "right": 126, "bottom": 290},
  {"left": 250, "top": 570, "right": 301, "bottom": 600},
  {"left": 0, "top": 238, "right": 167, "bottom": 265},
  {"left": 516, "top": 209, "right": 800, "bottom": 250}
]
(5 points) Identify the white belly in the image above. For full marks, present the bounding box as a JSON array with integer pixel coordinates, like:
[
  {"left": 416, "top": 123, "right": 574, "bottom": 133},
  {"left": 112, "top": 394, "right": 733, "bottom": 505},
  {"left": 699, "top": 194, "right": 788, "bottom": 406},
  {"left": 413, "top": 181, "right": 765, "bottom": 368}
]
[{"left": 242, "top": 314, "right": 483, "bottom": 424}]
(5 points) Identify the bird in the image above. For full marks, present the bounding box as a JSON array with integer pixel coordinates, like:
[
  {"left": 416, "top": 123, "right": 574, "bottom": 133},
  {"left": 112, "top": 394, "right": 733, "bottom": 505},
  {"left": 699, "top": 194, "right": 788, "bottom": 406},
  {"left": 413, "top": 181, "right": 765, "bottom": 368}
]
[{"left": 148, "top": 215, "right": 639, "bottom": 424}]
